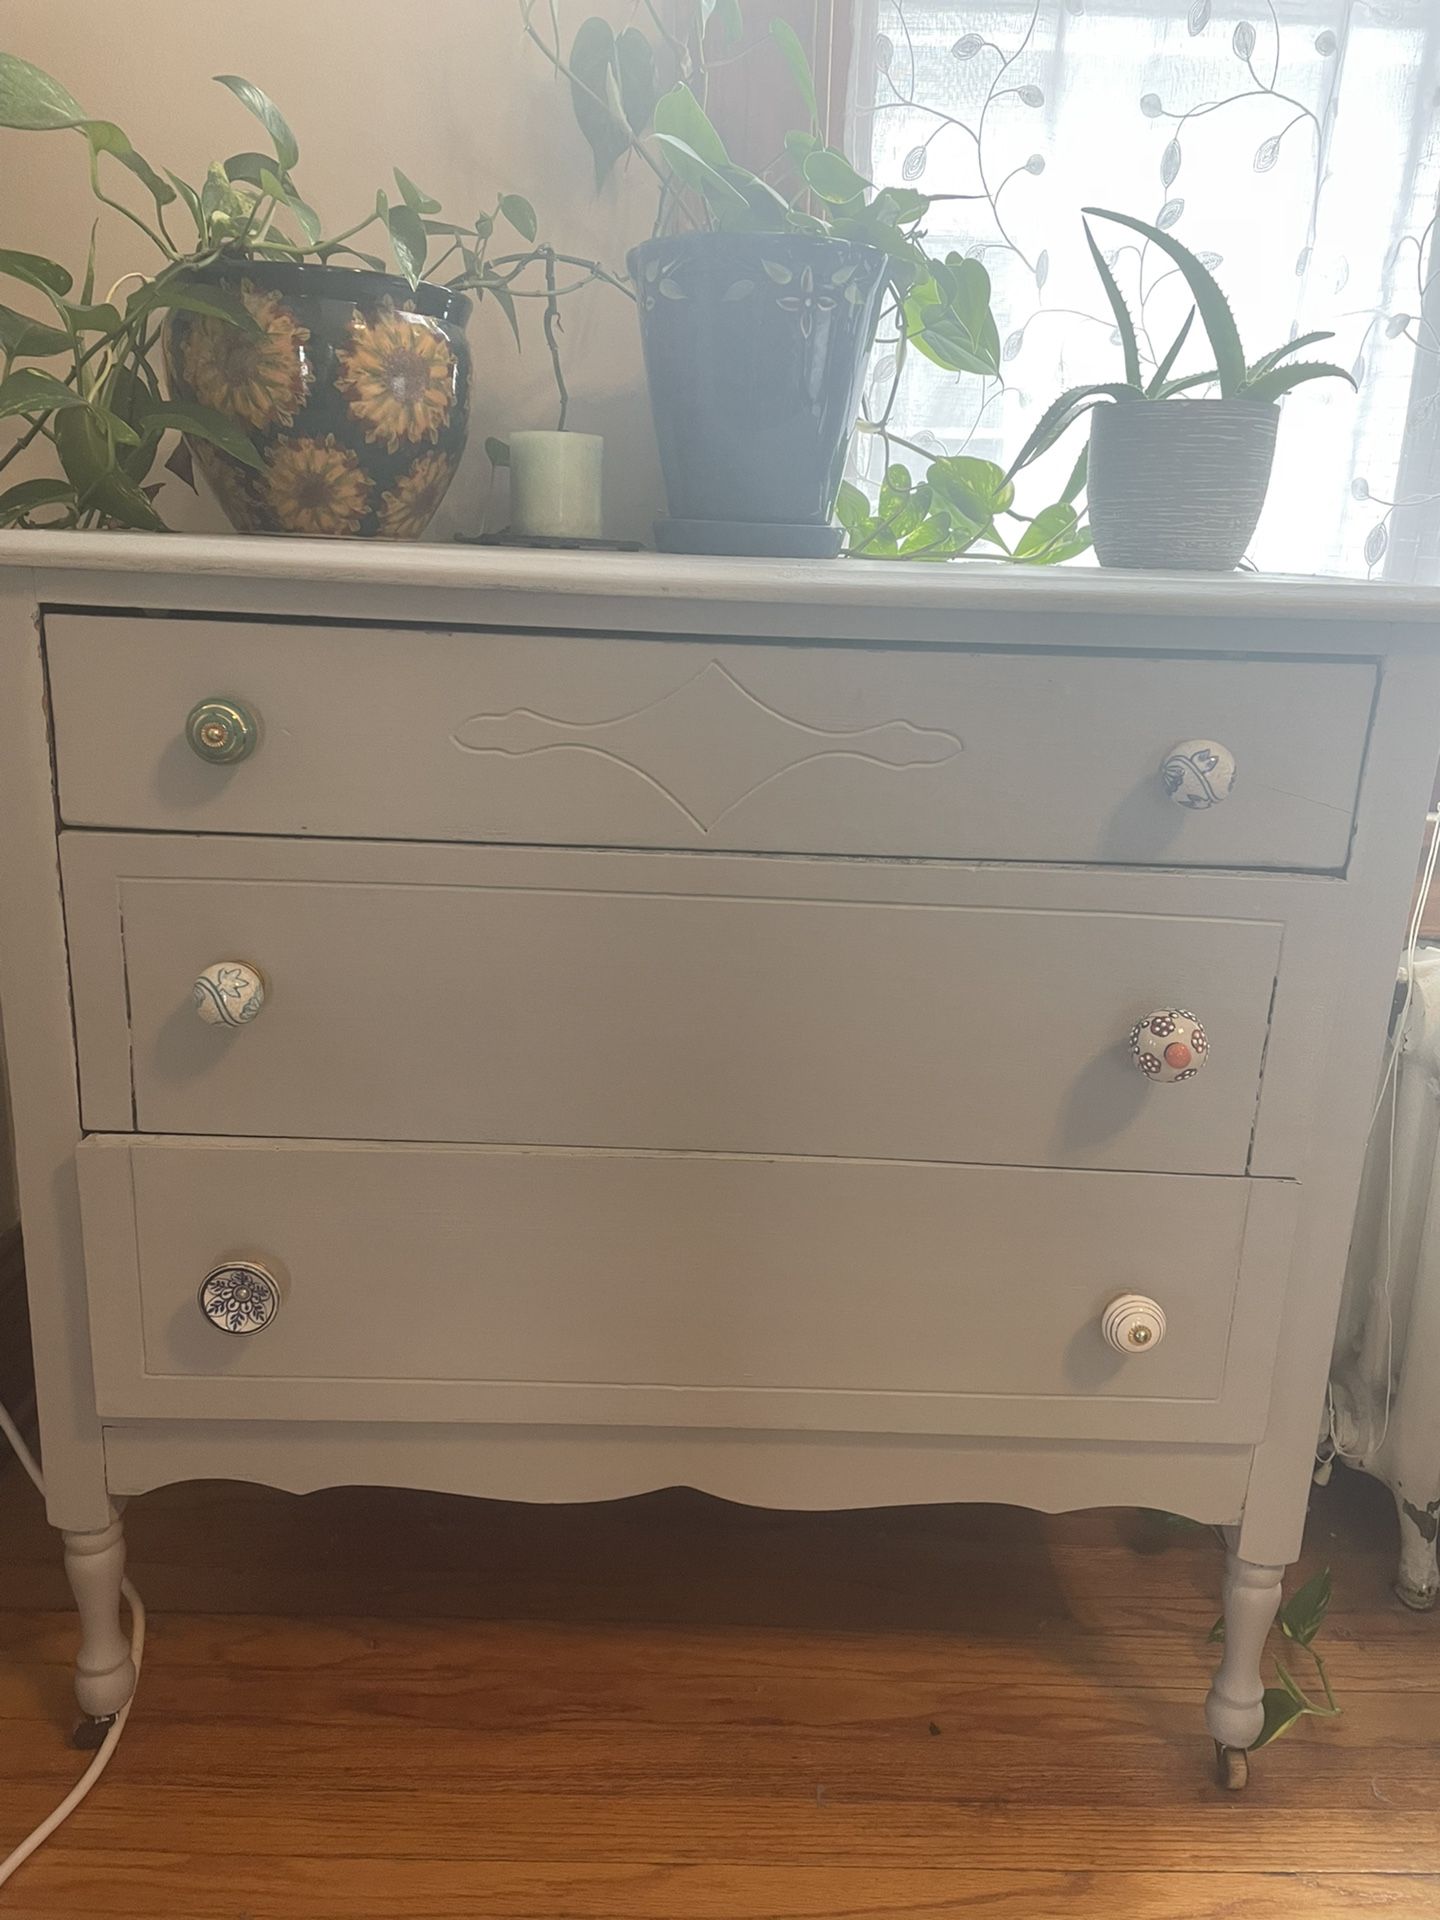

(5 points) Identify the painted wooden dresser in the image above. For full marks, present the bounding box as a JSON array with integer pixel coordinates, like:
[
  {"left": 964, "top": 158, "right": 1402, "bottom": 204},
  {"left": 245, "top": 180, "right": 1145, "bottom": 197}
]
[{"left": 2, "top": 531, "right": 1438, "bottom": 1785}]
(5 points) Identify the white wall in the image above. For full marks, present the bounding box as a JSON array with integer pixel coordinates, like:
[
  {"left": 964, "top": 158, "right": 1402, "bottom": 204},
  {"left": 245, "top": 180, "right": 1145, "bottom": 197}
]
[{"left": 0, "top": 1, "right": 662, "bottom": 540}]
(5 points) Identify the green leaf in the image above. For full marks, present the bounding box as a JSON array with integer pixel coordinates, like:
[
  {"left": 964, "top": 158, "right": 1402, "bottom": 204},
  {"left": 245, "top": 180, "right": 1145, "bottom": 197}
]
[
  {"left": 394, "top": 168, "right": 440, "bottom": 215},
  {"left": 652, "top": 134, "right": 750, "bottom": 219},
  {"left": 902, "top": 273, "right": 1000, "bottom": 378},
  {"left": 1250, "top": 1687, "right": 1306, "bottom": 1749},
  {"left": 0, "top": 304, "right": 71, "bottom": 358},
  {"left": 1083, "top": 206, "right": 1246, "bottom": 397},
  {"left": 1278, "top": 1568, "right": 1333, "bottom": 1648},
  {"left": 0, "top": 476, "right": 75, "bottom": 523},
  {"left": 0, "top": 58, "right": 173, "bottom": 208},
  {"left": 1242, "top": 360, "right": 1356, "bottom": 404},
  {"left": 1014, "top": 502, "right": 1081, "bottom": 561},
  {"left": 285, "top": 190, "right": 322, "bottom": 248},
  {"left": 1060, "top": 443, "right": 1089, "bottom": 506},
  {"left": 802, "top": 147, "right": 868, "bottom": 206},
  {"left": 771, "top": 18, "right": 820, "bottom": 129},
  {"left": 0, "top": 53, "right": 86, "bottom": 128},
  {"left": 569, "top": 18, "right": 631, "bottom": 187},
  {"left": 86, "top": 463, "right": 166, "bottom": 531},
  {"left": 60, "top": 300, "right": 122, "bottom": 336},
  {"left": 0, "top": 247, "right": 72, "bottom": 298},
  {"left": 1247, "top": 330, "right": 1336, "bottom": 380},
  {"left": 869, "top": 186, "right": 930, "bottom": 228},
  {"left": 80, "top": 120, "right": 175, "bottom": 209},
  {"left": 711, "top": 0, "right": 744, "bottom": 43},
  {"left": 1082, "top": 219, "right": 1142, "bottom": 389},
  {"left": 485, "top": 436, "right": 510, "bottom": 468},
  {"left": 1003, "top": 382, "right": 1140, "bottom": 481},
  {"left": 1147, "top": 309, "right": 1196, "bottom": 396},
  {"left": 224, "top": 151, "right": 282, "bottom": 187},
  {"left": 499, "top": 194, "right": 538, "bottom": 243},
  {"left": 137, "top": 399, "right": 265, "bottom": 472},
  {"left": 478, "top": 272, "right": 522, "bottom": 348},
  {"left": 653, "top": 83, "right": 734, "bottom": 174},
  {"left": 615, "top": 27, "right": 658, "bottom": 134},
  {"left": 1207, "top": 1614, "right": 1226, "bottom": 1644},
  {"left": 126, "top": 281, "right": 261, "bottom": 332},
  {"left": 0, "top": 367, "right": 90, "bottom": 420},
  {"left": 166, "top": 171, "right": 206, "bottom": 244},
  {"left": 214, "top": 75, "right": 299, "bottom": 173},
  {"left": 835, "top": 481, "right": 872, "bottom": 537},
  {"left": 928, "top": 455, "right": 1013, "bottom": 523},
  {"left": 384, "top": 197, "right": 428, "bottom": 289}
]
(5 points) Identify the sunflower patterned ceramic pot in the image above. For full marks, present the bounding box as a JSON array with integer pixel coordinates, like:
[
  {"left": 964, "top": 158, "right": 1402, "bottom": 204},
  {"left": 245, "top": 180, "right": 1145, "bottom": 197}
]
[{"left": 161, "top": 261, "right": 471, "bottom": 540}]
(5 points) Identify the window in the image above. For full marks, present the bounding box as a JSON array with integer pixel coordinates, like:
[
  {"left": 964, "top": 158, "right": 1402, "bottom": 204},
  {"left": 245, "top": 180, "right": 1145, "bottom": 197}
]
[{"left": 845, "top": 1, "right": 1440, "bottom": 577}]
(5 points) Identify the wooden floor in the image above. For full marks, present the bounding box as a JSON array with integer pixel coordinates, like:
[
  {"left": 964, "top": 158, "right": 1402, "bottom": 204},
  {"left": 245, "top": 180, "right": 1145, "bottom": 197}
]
[{"left": 2, "top": 1454, "right": 1438, "bottom": 1919}]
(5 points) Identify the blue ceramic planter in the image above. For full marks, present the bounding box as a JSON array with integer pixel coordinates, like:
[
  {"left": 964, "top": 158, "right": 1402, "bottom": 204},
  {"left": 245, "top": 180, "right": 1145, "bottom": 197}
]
[{"left": 629, "top": 232, "right": 887, "bottom": 552}]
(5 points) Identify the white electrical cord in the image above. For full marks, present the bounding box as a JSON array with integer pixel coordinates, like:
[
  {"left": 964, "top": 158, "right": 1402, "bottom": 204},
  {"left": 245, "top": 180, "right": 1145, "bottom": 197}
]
[{"left": 0, "top": 1398, "right": 145, "bottom": 1891}]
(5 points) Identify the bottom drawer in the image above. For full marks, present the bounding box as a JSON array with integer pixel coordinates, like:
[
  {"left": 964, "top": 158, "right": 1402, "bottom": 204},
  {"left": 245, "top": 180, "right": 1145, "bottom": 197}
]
[{"left": 77, "top": 1136, "right": 1294, "bottom": 1443}]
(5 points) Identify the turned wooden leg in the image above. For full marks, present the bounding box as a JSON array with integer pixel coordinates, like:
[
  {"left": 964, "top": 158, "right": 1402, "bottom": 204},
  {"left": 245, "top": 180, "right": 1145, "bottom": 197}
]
[
  {"left": 1203, "top": 1544, "right": 1285, "bottom": 1788},
  {"left": 63, "top": 1517, "right": 137, "bottom": 1733}
]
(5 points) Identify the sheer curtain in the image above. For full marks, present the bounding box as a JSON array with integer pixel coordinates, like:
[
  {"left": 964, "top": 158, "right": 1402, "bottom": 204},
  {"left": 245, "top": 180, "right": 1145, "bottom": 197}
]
[{"left": 846, "top": 1, "right": 1440, "bottom": 578}]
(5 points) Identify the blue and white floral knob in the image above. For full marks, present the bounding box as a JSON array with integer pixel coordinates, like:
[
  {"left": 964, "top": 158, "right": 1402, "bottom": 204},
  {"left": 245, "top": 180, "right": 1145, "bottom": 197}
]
[
  {"left": 1161, "top": 739, "right": 1236, "bottom": 810},
  {"left": 194, "top": 961, "right": 266, "bottom": 1028},
  {"left": 198, "top": 1261, "right": 281, "bottom": 1335},
  {"left": 1130, "top": 1008, "right": 1208, "bottom": 1082}
]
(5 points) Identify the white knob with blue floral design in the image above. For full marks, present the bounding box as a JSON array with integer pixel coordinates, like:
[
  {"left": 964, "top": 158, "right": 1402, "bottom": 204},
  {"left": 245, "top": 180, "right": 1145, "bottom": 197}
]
[
  {"left": 194, "top": 961, "right": 266, "bottom": 1028},
  {"left": 1130, "top": 1008, "right": 1208, "bottom": 1082},
  {"left": 1161, "top": 739, "right": 1236, "bottom": 809},
  {"left": 1102, "top": 1293, "right": 1167, "bottom": 1354},
  {"left": 198, "top": 1262, "right": 282, "bottom": 1335}
]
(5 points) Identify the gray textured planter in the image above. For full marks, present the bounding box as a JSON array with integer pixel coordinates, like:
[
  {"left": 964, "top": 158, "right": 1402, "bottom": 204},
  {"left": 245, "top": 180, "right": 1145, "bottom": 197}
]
[{"left": 1088, "top": 398, "right": 1280, "bottom": 571}]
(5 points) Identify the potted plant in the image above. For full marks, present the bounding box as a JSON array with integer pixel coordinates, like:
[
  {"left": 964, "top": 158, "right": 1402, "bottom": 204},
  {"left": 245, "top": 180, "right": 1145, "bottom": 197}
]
[
  {"left": 523, "top": 1, "right": 1016, "bottom": 558},
  {"left": 0, "top": 55, "right": 612, "bottom": 540},
  {"left": 1006, "top": 208, "right": 1356, "bottom": 572}
]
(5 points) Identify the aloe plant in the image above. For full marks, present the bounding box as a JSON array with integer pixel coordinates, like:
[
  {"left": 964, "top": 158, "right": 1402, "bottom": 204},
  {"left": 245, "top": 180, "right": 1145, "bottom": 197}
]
[{"left": 1004, "top": 206, "right": 1356, "bottom": 487}]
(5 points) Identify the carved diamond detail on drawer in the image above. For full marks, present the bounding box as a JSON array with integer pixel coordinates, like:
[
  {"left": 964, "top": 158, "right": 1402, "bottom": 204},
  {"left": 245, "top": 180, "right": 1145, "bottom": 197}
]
[{"left": 451, "top": 659, "right": 964, "bottom": 833}]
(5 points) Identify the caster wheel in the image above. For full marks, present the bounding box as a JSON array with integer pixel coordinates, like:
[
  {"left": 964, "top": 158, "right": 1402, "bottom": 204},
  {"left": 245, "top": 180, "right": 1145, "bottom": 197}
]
[
  {"left": 1215, "top": 1741, "right": 1250, "bottom": 1791},
  {"left": 71, "top": 1713, "right": 117, "bottom": 1752}
]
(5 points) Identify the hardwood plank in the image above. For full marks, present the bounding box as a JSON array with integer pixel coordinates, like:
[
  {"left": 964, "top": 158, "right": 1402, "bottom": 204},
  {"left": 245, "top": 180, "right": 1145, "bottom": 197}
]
[
  {"left": 6, "top": 1862, "right": 1440, "bottom": 1920},
  {"left": 4, "top": 1447, "right": 1440, "bottom": 1910}
]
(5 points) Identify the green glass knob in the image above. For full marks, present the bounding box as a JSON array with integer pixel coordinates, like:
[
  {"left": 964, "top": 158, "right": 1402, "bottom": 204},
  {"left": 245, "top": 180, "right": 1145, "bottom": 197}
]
[{"left": 186, "top": 698, "right": 258, "bottom": 765}]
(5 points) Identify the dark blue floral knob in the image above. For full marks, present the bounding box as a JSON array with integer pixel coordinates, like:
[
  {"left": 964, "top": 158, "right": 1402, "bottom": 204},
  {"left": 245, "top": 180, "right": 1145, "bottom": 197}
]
[{"left": 198, "top": 1262, "right": 281, "bottom": 1335}]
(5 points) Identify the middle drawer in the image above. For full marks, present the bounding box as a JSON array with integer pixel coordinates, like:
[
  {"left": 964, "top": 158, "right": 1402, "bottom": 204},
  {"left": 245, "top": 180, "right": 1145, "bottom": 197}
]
[{"left": 65, "top": 835, "right": 1283, "bottom": 1175}]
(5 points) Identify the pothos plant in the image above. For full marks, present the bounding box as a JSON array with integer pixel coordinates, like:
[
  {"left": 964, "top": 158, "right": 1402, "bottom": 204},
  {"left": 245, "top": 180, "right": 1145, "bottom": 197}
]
[
  {"left": 0, "top": 53, "right": 619, "bottom": 529},
  {"left": 521, "top": 1, "right": 1089, "bottom": 561},
  {"left": 1210, "top": 1566, "right": 1339, "bottom": 1750}
]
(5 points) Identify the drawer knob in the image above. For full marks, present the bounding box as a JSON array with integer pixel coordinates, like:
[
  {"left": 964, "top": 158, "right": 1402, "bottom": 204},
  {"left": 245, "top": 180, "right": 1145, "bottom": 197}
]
[
  {"left": 1161, "top": 739, "right": 1235, "bottom": 809},
  {"left": 186, "top": 697, "right": 258, "bottom": 765},
  {"left": 198, "top": 1261, "right": 281, "bottom": 1336},
  {"left": 1130, "top": 1008, "right": 1207, "bottom": 1081},
  {"left": 194, "top": 961, "right": 266, "bottom": 1028},
  {"left": 1102, "top": 1293, "right": 1167, "bottom": 1355}
]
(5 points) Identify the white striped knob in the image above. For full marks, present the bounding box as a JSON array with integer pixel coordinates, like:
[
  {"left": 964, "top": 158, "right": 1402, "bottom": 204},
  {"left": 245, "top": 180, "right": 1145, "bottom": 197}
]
[
  {"left": 1161, "top": 739, "right": 1235, "bottom": 809},
  {"left": 194, "top": 962, "right": 265, "bottom": 1028},
  {"left": 1102, "top": 1294, "right": 1167, "bottom": 1355}
]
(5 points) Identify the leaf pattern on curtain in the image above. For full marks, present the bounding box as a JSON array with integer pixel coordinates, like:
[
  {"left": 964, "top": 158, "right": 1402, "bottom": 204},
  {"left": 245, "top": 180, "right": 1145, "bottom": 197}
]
[{"left": 847, "top": 1, "right": 1440, "bottom": 577}]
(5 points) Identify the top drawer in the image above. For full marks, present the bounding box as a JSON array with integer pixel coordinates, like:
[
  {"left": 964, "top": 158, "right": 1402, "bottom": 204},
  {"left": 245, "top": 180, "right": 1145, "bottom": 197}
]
[{"left": 45, "top": 613, "right": 1374, "bottom": 869}]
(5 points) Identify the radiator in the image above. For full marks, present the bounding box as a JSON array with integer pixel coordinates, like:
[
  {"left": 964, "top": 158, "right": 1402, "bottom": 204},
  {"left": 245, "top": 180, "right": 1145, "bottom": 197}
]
[{"left": 1330, "top": 944, "right": 1440, "bottom": 1608}]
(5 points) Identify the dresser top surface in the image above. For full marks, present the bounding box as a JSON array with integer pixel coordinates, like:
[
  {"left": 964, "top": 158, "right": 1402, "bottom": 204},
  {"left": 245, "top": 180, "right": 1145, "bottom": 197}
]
[{"left": 0, "top": 528, "right": 1438, "bottom": 627}]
